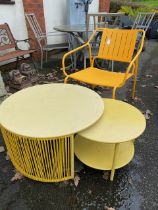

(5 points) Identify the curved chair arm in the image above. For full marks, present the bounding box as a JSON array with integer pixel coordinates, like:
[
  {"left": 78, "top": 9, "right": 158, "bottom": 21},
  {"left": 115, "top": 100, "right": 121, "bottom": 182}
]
[
  {"left": 62, "top": 42, "right": 91, "bottom": 76},
  {"left": 62, "top": 29, "right": 100, "bottom": 76}
]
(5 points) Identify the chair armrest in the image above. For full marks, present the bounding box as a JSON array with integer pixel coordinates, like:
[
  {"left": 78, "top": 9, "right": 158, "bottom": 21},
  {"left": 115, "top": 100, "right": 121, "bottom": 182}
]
[
  {"left": 62, "top": 43, "right": 90, "bottom": 76},
  {"left": 15, "top": 38, "right": 37, "bottom": 51}
]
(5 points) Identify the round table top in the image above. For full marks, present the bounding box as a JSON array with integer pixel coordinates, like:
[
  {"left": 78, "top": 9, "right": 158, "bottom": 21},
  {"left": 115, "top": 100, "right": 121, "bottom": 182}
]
[
  {"left": 0, "top": 84, "right": 104, "bottom": 138},
  {"left": 54, "top": 24, "right": 94, "bottom": 33},
  {"left": 78, "top": 99, "right": 146, "bottom": 143}
]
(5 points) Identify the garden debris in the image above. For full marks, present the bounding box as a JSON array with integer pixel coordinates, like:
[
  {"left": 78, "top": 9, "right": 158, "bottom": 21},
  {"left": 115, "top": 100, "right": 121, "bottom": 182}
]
[
  {"left": 6, "top": 92, "right": 12, "bottom": 97},
  {"left": 87, "top": 189, "right": 92, "bottom": 195},
  {"left": 46, "top": 73, "right": 54, "bottom": 81},
  {"left": 123, "top": 98, "right": 128, "bottom": 102},
  {"left": 102, "top": 171, "right": 109, "bottom": 180},
  {"left": 38, "top": 73, "right": 45, "bottom": 80},
  {"left": 104, "top": 205, "right": 115, "bottom": 210},
  {"left": 74, "top": 175, "right": 80, "bottom": 187},
  {"left": 2, "top": 167, "right": 8, "bottom": 173},
  {"left": 5, "top": 152, "right": 10, "bottom": 160},
  {"left": 5, "top": 85, "right": 10, "bottom": 92},
  {"left": 134, "top": 96, "right": 143, "bottom": 104},
  {"left": 11, "top": 170, "right": 24, "bottom": 182},
  {"left": 141, "top": 84, "right": 147, "bottom": 88},
  {"left": 146, "top": 74, "right": 152, "bottom": 78},
  {"left": 128, "top": 177, "right": 133, "bottom": 185},
  {"left": 144, "top": 109, "right": 153, "bottom": 120},
  {"left": 0, "top": 146, "right": 5, "bottom": 153},
  {"left": 63, "top": 180, "right": 69, "bottom": 185}
]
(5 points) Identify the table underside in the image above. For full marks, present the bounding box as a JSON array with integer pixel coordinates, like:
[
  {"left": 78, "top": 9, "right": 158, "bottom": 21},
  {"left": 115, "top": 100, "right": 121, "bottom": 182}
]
[{"left": 75, "top": 135, "right": 134, "bottom": 170}]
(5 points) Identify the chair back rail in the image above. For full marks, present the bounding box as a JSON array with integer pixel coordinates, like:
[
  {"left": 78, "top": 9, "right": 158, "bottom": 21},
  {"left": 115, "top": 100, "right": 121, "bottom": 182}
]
[
  {"left": 98, "top": 28, "right": 139, "bottom": 62},
  {"left": 132, "top": 12, "right": 155, "bottom": 32},
  {"left": 0, "top": 23, "right": 16, "bottom": 51},
  {"left": 25, "top": 13, "right": 43, "bottom": 39}
]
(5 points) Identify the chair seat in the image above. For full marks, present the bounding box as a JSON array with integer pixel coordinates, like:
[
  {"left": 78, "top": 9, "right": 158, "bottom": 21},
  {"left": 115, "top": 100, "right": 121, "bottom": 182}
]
[
  {"left": 68, "top": 67, "right": 133, "bottom": 87},
  {"left": 0, "top": 49, "right": 35, "bottom": 62}
]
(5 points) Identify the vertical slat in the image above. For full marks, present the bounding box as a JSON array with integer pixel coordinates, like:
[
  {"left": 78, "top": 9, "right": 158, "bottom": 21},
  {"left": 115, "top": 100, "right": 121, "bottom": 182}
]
[
  {"left": 98, "top": 28, "right": 139, "bottom": 62},
  {"left": 70, "top": 135, "right": 74, "bottom": 178},
  {"left": 1, "top": 126, "right": 73, "bottom": 182}
]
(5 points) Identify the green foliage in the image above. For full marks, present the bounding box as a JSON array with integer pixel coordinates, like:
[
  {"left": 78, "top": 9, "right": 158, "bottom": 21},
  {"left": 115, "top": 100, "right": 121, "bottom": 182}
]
[{"left": 118, "top": 5, "right": 155, "bottom": 16}]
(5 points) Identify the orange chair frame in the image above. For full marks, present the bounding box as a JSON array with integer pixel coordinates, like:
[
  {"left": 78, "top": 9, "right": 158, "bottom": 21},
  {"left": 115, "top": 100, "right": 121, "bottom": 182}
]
[{"left": 62, "top": 28, "right": 145, "bottom": 99}]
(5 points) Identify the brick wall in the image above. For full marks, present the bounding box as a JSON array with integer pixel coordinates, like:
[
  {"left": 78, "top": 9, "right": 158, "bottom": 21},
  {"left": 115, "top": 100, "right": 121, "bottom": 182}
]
[
  {"left": 99, "top": 0, "right": 110, "bottom": 12},
  {"left": 22, "top": 0, "right": 46, "bottom": 60}
]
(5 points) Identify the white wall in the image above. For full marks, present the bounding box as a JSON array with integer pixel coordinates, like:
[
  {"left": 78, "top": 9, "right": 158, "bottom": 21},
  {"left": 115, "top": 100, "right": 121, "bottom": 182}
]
[
  {"left": 43, "top": 0, "right": 68, "bottom": 45},
  {"left": 0, "top": 0, "right": 28, "bottom": 65},
  {"left": 89, "top": 0, "right": 99, "bottom": 13},
  {"left": 43, "top": 0, "right": 99, "bottom": 44},
  {"left": 0, "top": 0, "right": 28, "bottom": 45},
  {"left": 0, "top": 0, "right": 99, "bottom": 63}
]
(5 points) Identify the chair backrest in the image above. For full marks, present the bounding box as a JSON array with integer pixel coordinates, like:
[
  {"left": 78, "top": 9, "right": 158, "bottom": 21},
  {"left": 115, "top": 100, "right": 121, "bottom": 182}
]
[
  {"left": 25, "top": 13, "right": 43, "bottom": 39},
  {"left": 0, "top": 23, "right": 16, "bottom": 51},
  {"left": 87, "top": 13, "right": 124, "bottom": 30},
  {"left": 97, "top": 28, "right": 142, "bottom": 62},
  {"left": 132, "top": 12, "right": 155, "bottom": 32}
]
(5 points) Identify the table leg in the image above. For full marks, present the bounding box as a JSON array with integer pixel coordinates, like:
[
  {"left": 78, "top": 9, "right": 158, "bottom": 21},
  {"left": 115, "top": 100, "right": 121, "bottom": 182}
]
[
  {"left": 71, "top": 135, "right": 74, "bottom": 178},
  {"left": 110, "top": 143, "right": 120, "bottom": 181}
]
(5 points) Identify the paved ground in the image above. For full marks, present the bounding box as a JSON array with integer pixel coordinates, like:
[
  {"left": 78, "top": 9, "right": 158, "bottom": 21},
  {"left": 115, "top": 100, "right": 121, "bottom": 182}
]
[{"left": 0, "top": 40, "right": 158, "bottom": 210}]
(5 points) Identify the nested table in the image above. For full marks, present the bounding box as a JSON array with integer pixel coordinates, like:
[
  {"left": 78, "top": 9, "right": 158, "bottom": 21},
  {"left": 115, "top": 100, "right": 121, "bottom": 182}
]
[
  {"left": 75, "top": 99, "right": 146, "bottom": 181},
  {"left": 0, "top": 84, "right": 104, "bottom": 182}
]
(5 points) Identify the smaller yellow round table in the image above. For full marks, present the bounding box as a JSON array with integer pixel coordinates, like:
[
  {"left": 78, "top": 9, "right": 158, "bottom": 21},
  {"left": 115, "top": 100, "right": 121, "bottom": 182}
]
[{"left": 75, "top": 99, "right": 146, "bottom": 181}]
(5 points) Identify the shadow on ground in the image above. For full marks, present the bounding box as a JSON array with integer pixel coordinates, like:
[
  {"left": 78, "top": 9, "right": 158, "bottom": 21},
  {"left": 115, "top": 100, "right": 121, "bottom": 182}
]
[{"left": 0, "top": 40, "right": 158, "bottom": 210}]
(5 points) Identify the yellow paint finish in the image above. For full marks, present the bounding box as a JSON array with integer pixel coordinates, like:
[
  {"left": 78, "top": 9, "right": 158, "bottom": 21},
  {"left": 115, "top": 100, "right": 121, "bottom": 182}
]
[
  {"left": 75, "top": 99, "right": 146, "bottom": 180},
  {"left": 0, "top": 84, "right": 104, "bottom": 182},
  {"left": 1, "top": 126, "right": 74, "bottom": 182},
  {"left": 62, "top": 28, "right": 145, "bottom": 99},
  {"left": 75, "top": 135, "right": 134, "bottom": 170},
  {"left": 99, "top": 29, "right": 138, "bottom": 62},
  {"left": 79, "top": 99, "right": 146, "bottom": 143},
  {"left": 0, "top": 84, "right": 104, "bottom": 138},
  {"left": 68, "top": 67, "right": 133, "bottom": 87}
]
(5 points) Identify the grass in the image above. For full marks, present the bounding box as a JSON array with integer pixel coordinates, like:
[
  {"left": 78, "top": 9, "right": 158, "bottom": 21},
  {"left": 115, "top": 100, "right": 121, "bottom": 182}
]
[{"left": 134, "top": 0, "right": 158, "bottom": 8}]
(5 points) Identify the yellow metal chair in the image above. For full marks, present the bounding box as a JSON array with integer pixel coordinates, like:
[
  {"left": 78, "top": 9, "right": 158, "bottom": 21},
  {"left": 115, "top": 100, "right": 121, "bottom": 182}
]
[{"left": 62, "top": 28, "right": 145, "bottom": 99}]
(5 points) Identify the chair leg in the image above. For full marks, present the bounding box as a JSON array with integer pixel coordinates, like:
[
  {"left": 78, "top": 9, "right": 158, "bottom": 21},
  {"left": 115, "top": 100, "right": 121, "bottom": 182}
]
[
  {"left": 30, "top": 53, "right": 37, "bottom": 70},
  {"left": 112, "top": 60, "right": 114, "bottom": 71},
  {"left": 84, "top": 56, "right": 86, "bottom": 69},
  {"left": 132, "top": 75, "right": 137, "bottom": 99},
  {"left": 16, "top": 57, "right": 19, "bottom": 69},
  {"left": 64, "top": 77, "right": 69, "bottom": 84},
  {"left": 112, "top": 87, "right": 117, "bottom": 99},
  {"left": 45, "top": 51, "right": 48, "bottom": 62},
  {"left": 132, "top": 59, "right": 138, "bottom": 99},
  {"left": 40, "top": 50, "right": 44, "bottom": 69}
]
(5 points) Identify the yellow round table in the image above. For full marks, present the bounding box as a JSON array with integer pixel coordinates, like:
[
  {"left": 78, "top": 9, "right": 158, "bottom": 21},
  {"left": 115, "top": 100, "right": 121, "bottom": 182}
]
[
  {"left": 0, "top": 84, "right": 104, "bottom": 182},
  {"left": 75, "top": 98, "right": 146, "bottom": 181}
]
